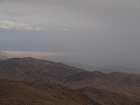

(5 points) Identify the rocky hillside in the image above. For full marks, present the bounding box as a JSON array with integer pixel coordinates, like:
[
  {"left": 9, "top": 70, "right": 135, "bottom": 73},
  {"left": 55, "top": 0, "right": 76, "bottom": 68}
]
[
  {"left": 0, "top": 57, "right": 85, "bottom": 84},
  {"left": 0, "top": 79, "right": 100, "bottom": 105},
  {"left": 64, "top": 71, "right": 140, "bottom": 105}
]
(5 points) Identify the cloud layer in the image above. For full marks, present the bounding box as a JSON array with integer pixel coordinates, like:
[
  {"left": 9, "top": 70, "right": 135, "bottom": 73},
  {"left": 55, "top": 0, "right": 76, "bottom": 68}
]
[{"left": 0, "top": 0, "right": 140, "bottom": 68}]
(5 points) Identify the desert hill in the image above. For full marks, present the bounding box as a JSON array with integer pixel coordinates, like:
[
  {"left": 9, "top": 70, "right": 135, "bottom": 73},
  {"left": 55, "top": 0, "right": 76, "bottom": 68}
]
[
  {"left": 64, "top": 71, "right": 140, "bottom": 105},
  {"left": 0, "top": 57, "right": 85, "bottom": 84},
  {"left": 0, "top": 79, "right": 100, "bottom": 105},
  {"left": 76, "top": 87, "right": 137, "bottom": 105},
  {"left": 65, "top": 71, "right": 140, "bottom": 87}
]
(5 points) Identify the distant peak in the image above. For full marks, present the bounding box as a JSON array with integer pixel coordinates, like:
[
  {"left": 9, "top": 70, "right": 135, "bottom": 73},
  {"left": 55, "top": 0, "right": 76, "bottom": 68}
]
[{"left": 10, "top": 57, "right": 36, "bottom": 60}]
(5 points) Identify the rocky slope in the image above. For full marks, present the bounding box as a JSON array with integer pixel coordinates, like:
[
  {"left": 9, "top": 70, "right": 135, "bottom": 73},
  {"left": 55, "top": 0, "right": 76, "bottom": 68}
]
[{"left": 0, "top": 79, "right": 100, "bottom": 105}]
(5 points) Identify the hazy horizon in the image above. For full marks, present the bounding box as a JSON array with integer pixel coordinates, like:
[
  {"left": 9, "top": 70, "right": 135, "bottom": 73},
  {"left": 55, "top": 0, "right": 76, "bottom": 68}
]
[{"left": 1, "top": 0, "right": 140, "bottom": 69}]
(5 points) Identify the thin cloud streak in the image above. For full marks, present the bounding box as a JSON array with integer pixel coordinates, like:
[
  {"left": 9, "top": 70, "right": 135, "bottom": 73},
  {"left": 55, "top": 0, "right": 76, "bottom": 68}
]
[{"left": 0, "top": 20, "right": 46, "bottom": 31}]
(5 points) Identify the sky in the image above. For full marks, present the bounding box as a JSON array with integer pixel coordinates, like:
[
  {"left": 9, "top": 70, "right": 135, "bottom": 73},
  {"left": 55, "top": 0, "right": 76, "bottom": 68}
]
[{"left": 0, "top": 0, "right": 140, "bottom": 68}]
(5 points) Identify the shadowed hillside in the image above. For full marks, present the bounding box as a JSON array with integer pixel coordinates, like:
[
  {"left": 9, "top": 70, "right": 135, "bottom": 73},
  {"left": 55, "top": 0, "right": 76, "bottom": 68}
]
[{"left": 0, "top": 57, "right": 85, "bottom": 84}]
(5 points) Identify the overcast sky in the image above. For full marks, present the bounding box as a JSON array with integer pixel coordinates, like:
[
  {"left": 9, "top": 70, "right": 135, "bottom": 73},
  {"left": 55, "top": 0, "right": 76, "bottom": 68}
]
[{"left": 0, "top": 0, "right": 140, "bottom": 68}]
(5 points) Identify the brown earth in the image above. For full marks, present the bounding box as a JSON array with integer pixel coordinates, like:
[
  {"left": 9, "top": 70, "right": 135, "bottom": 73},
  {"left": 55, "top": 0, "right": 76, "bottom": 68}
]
[{"left": 0, "top": 79, "right": 100, "bottom": 105}]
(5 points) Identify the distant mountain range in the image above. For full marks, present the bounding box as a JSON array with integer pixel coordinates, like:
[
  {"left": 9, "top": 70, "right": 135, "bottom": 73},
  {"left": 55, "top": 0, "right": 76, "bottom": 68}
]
[
  {"left": 64, "top": 62, "right": 140, "bottom": 75},
  {"left": 0, "top": 57, "right": 140, "bottom": 105}
]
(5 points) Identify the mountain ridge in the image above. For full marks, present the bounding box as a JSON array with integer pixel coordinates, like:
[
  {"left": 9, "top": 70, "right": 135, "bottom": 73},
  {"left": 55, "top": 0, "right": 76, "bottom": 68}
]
[
  {"left": 64, "top": 62, "right": 140, "bottom": 74},
  {"left": 0, "top": 57, "right": 85, "bottom": 84},
  {"left": 0, "top": 57, "right": 140, "bottom": 105}
]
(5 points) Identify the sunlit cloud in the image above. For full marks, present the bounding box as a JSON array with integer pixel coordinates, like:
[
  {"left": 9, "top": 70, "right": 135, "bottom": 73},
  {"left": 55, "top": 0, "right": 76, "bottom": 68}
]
[
  {"left": 3, "top": 51, "right": 73, "bottom": 58},
  {"left": 0, "top": 20, "right": 46, "bottom": 31}
]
